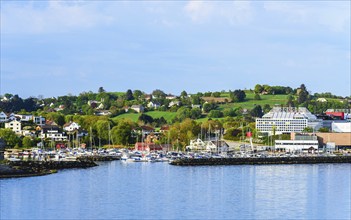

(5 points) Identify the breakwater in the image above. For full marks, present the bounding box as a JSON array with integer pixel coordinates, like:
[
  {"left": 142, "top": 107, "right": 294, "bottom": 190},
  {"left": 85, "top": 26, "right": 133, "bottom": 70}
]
[
  {"left": 170, "top": 156, "right": 351, "bottom": 166},
  {"left": 0, "top": 160, "right": 98, "bottom": 178}
]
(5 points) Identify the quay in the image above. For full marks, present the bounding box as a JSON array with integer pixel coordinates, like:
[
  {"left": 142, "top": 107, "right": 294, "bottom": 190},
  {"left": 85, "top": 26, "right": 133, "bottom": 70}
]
[
  {"left": 170, "top": 155, "right": 351, "bottom": 166},
  {"left": 0, "top": 159, "right": 97, "bottom": 178}
]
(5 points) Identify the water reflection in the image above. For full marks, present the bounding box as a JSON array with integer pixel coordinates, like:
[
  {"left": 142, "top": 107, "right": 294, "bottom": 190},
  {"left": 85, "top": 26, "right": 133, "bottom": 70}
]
[{"left": 1, "top": 163, "right": 350, "bottom": 219}]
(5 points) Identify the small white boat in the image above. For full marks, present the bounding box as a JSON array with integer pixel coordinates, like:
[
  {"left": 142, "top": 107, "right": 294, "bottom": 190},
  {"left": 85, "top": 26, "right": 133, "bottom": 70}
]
[{"left": 7, "top": 157, "right": 21, "bottom": 161}]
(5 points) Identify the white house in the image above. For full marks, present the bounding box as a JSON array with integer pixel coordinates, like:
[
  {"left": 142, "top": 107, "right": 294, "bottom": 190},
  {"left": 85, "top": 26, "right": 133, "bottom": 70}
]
[
  {"left": 169, "top": 101, "right": 181, "bottom": 108},
  {"left": 5, "top": 120, "right": 22, "bottom": 135},
  {"left": 147, "top": 101, "right": 161, "bottom": 109},
  {"left": 131, "top": 105, "right": 144, "bottom": 113},
  {"left": 0, "top": 112, "right": 7, "bottom": 123},
  {"left": 63, "top": 122, "right": 81, "bottom": 132},
  {"left": 15, "top": 114, "right": 33, "bottom": 122}
]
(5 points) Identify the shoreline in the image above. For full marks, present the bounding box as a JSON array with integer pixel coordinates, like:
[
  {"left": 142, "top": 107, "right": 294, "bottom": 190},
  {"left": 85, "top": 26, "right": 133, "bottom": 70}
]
[{"left": 170, "top": 155, "right": 351, "bottom": 166}]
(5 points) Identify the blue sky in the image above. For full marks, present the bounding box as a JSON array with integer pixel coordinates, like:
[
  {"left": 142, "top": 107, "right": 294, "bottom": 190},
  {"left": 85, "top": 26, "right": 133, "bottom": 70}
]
[{"left": 1, "top": 1, "right": 350, "bottom": 98}]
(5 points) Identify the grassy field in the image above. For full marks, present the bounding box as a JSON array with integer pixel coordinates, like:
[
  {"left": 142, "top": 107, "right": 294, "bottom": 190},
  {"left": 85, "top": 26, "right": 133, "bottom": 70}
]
[{"left": 218, "top": 91, "right": 289, "bottom": 110}]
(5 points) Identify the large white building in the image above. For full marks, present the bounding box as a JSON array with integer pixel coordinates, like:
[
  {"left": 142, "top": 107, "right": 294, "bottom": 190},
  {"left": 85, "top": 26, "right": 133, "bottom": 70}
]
[
  {"left": 275, "top": 134, "right": 319, "bottom": 153},
  {"left": 256, "top": 107, "right": 322, "bottom": 135}
]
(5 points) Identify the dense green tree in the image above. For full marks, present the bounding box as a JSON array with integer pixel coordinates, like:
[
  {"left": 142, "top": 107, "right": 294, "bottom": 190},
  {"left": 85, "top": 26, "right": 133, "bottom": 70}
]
[
  {"left": 263, "top": 104, "right": 271, "bottom": 113},
  {"left": 152, "top": 89, "right": 166, "bottom": 99},
  {"left": 96, "top": 120, "right": 111, "bottom": 145},
  {"left": 133, "top": 90, "right": 143, "bottom": 100},
  {"left": 208, "top": 110, "right": 223, "bottom": 118},
  {"left": 111, "top": 120, "right": 133, "bottom": 145},
  {"left": 138, "top": 114, "right": 154, "bottom": 124},
  {"left": 0, "top": 129, "right": 20, "bottom": 148},
  {"left": 98, "top": 87, "right": 105, "bottom": 93},
  {"left": 176, "top": 107, "right": 191, "bottom": 121},
  {"left": 22, "top": 136, "right": 34, "bottom": 148},
  {"left": 126, "top": 89, "right": 134, "bottom": 101},
  {"left": 254, "top": 84, "right": 264, "bottom": 94},
  {"left": 297, "top": 84, "right": 309, "bottom": 104},
  {"left": 212, "top": 92, "right": 221, "bottom": 97},
  {"left": 202, "top": 103, "right": 212, "bottom": 113},
  {"left": 230, "top": 90, "right": 246, "bottom": 102},
  {"left": 286, "top": 95, "right": 295, "bottom": 107},
  {"left": 263, "top": 85, "right": 272, "bottom": 94},
  {"left": 204, "top": 92, "right": 212, "bottom": 97},
  {"left": 223, "top": 108, "right": 236, "bottom": 117},
  {"left": 190, "top": 108, "right": 202, "bottom": 119},
  {"left": 250, "top": 105, "right": 263, "bottom": 118},
  {"left": 169, "top": 119, "right": 200, "bottom": 150},
  {"left": 180, "top": 90, "right": 188, "bottom": 98},
  {"left": 191, "top": 95, "right": 201, "bottom": 105}
]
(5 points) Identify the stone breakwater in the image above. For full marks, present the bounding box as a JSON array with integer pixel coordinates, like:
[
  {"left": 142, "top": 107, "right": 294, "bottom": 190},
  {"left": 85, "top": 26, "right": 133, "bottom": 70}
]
[
  {"left": 170, "top": 156, "right": 351, "bottom": 166},
  {"left": 0, "top": 160, "right": 98, "bottom": 178}
]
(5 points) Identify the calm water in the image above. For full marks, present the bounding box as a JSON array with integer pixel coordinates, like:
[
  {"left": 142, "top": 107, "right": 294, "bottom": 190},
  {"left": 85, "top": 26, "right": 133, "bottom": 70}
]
[{"left": 1, "top": 161, "right": 350, "bottom": 219}]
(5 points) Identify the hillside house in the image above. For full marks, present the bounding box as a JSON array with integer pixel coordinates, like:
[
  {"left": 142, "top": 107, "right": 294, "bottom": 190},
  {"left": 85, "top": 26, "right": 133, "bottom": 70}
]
[
  {"left": 5, "top": 120, "right": 22, "bottom": 135},
  {"left": 33, "top": 116, "right": 46, "bottom": 125},
  {"left": 131, "top": 105, "right": 144, "bottom": 113},
  {"left": 63, "top": 122, "right": 81, "bottom": 132},
  {"left": 147, "top": 101, "right": 161, "bottom": 109},
  {"left": 0, "top": 112, "right": 7, "bottom": 123},
  {"left": 169, "top": 101, "right": 181, "bottom": 108}
]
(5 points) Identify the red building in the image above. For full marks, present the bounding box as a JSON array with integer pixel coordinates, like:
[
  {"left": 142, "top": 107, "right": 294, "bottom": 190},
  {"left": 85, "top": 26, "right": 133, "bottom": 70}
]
[{"left": 326, "top": 111, "right": 344, "bottom": 120}]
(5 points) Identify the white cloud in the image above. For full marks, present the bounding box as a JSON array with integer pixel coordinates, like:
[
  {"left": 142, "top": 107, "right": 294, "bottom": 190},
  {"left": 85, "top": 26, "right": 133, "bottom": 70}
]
[
  {"left": 184, "top": 1, "right": 253, "bottom": 25},
  {"left": 1, "top": 1, "right": 114, "bottom": 34},
  {"left": 184, "top": 1, "right": 213, "bottom": 23},
  {"left": 263, "top": 1, "right": 350, "bottom": 32}
]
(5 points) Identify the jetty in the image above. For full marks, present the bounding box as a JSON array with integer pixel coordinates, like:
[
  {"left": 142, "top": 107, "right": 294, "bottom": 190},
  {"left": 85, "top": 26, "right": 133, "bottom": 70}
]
[
  {"left": 0, "top": 159, "right": 97, "bottom": 178},
  {"left": 170, "top": 155, "right": 351, "bottom": 166}
]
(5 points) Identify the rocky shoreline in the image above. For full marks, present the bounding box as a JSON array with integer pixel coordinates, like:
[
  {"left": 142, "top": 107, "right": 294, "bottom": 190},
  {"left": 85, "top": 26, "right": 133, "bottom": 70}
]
[
  {"left": 0, "top": 159, "right": 98, "bottom": 178},
  {"left": 170, "top": 156, "right": 351, "bottom": 166}
]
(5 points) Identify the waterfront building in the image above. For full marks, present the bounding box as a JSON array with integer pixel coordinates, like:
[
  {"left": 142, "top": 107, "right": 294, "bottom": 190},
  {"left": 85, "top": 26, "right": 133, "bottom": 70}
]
[
  {"left": 256, "top": 107, "right": 322, "bottom": 135},
  {"left": 275, "top": 133, "right": 319, "bottom": 153},
  {"left": 40, "top": 125, "right": 68, "bottom": 141},
  {"left": 314, "top": 132, "right": 351, "bottom": 150}
]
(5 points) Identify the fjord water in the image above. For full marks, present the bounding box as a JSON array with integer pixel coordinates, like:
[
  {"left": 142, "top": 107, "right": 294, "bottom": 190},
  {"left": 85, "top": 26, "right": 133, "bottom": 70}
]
[{"left": 1, "top": 162, "right": 350, "bottom": 219}]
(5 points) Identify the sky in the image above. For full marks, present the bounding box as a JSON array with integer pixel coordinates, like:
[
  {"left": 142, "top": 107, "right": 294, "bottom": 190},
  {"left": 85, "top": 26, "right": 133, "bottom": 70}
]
[{"left": 1, "top": 1, "right": 350, "bottom": 98}]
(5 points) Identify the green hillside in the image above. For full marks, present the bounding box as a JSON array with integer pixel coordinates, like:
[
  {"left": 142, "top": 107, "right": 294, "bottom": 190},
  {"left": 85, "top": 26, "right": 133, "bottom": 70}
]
[
  {"left": 219, "top": 91, "right": 289, "bottom": 110},
  {"left": 112, "top": 111, "right": 177, "bottom": 123}
]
